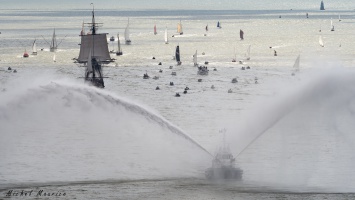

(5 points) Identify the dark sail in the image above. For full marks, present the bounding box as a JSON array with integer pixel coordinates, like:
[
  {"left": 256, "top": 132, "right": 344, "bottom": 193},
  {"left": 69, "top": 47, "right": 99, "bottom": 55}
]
[
  {"left": 78, "top": 34, "right": 111, "bottom": 63},
  {"left": 320, "top": 1, "right": 325, "bottom": 10},
  {"left": 175, "top": 45, "right": 180, "bottom": 62},
  {"left": 240, "top": 29, "right": 244, "bottom": 40}
]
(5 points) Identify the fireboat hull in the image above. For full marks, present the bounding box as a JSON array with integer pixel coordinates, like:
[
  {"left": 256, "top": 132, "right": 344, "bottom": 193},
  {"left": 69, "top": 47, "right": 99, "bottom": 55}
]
[{"left": 205, "top": 167, "right": 243, "bottom": 180}]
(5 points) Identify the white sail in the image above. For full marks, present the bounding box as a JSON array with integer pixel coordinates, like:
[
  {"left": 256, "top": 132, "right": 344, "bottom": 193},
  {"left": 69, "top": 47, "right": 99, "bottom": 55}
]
[
  {"left": 164, "top": 28, "right": 168, "bottom": 44},
  {"left": 117, "top": 34, "right": 121, "bottom": 53},
  {"left": 177, "top": 20, "right": 183, "bottom": 34},
  {"left": 319, "top": 35, "right": 324, "bottom": 47},
  {"left": 193, "top": 50, "right": 197, "bottom": 66},
  {"left": 125, "top": 18, "right": 131, "bottom": 43},
  {"left": 339, "top": 14, "right": 341, "bottom": 21},
  {"left": 246, "top": 45, "right": 251, "bottom": 60},
  {"left": 53, "top": 54, "right": 56, "bottom": 62},
  {"left": 331, "top": 18, "right": 333, "bottom": 28},
  {"left": 32, "top": 39, "right": 37, "bottom": 55},
  {"left": 293, "top": 54, "right": 300, "bottom": 72}
]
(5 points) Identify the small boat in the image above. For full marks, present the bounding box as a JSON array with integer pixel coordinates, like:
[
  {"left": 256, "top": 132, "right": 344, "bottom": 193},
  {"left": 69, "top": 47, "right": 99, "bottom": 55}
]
[
  {"left": 205, "top": 130, "right": 243, "bottom": 180},
  {"left": 143, "top": 73, "right": 150, "bottom": 79},
  {"left": 164, "top": 27, "right": 169, "bottom": 44},
  {"left": 171, "top": 72, "right": 177, "bottom": 76},
  {"left": 31, "top": 39, "right": 37, "bottom": 55},
  {"left": 197, "top": 66, "right": 209, "bottom": 75},
  {"left": 53, "top": 54, "right": 56, "bottom": 62},
  {"left": 154, "top": 25, "right": 157, "bottom": 35},
  {"left": 50, "top": 28, "right": 57, "bottom": 52},
  {"left": 204, "top": 61, "right": 209, "bottom": 65},
  {"left": 245, "top": 45, "right": 251, "bottom": 60},
  {"left": 231, "top": 78, "right": 238, "bottom": 83},
  {"left": 13, "top": 69, "right": 17, "bottom": 73},
  {"left": 213, "top": 68, "right": 217, "bottom": 71},
  {"left": 183, "top": 90, "right": 187, "bottom": 94},
  {"left": 153, "top": 76, "right": 159, "bottom": 80},
  {"left": 228, "top": 89, "right": 233, "bottom": 93},
  {"left": 23, "top": 49, "right": 29, "bottom": 58},
  {"left": 198, "top": 79, "right": 202, "bottom": 82},
  {"left": 240, "top": 29, "right": 244, "bottom": 40},
  {"left": 241, "top": 66, "right": 245, "bottom": 70},
  {"left": 217, "top": 21, "right": 222, "bottom": 29},
  {"left": 8, "top": 67, "right": 11, "bottom": 70},
  {"left": 184, "top": 86, "right": 189, "bottom": 90},
  {"left": 239, "top": 60, "right": 244, "bottom": 64},
  {"left": 109, "top": 36, "right": 115, "bottom": 41},
  {"left": 319, "top": 35, "right": 324, "bottom": 47},
  {"left": 116, "top": 34, "right": 123, "bottom": 56},
  {"left": 177, "top": 20, "right": 183, "bottom": 35},
  {"left": 211, "top": 85, "right": 215, "bottom": 89},
  {"left": 193, "top": 50, "right": 198, "bottom": 67},
  {"left": 175, "top": 45, "right": 182, "bottom": 65},
  {"left": 159, "top": 69, "right": 163, "bottom": 73},
  {"left": 175, "top": 93, "right": 180, "bottom": 97},
  {"left": 232, "top": 47, "right": 237, "bottom": 62},
  {"left": 170, "top": 82, "right": 174, "bottom": 86},
  {"left": 125, "top": 18, "right": 131, "bottom": 45},
  {"left": 339, "top": 14, "right": 341, "bottom": 22},
  {"left": 156, "top": 86, "right": 160, "bottom": 90}
]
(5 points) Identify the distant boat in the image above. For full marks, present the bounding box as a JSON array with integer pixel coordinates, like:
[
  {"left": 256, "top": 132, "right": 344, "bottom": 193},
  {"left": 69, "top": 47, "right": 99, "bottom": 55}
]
[
  {"left": 232, "top": 47, "right": 236, "bottom": 62},
  {"left": 330, "top": 18, "right": 335, "bottom": 31},
  {"left": 53, "top": 53, "right": 56, "bottom": 62},
  {"left": 31, "top": 39, "right": 37, "bottom": 55},
  {"left": 217, "top": 21, "right": 221, "bottom": 28},
  {"left": 339, "top": 14, "right": 341, "bottom": 22},
  {"left": 319, "top": 35, "right": 324, "bottom": 47},
  {"left": 80, "top": 21, "right": 85, "bottom": 36},
  {"left": 109, "top": 36, "right": 115, "bottom": 42},
  {"left": 175, "top": 45, "right": 181, "bottom": 65},
  {"left": 197, "top": 65, "right": 209, "bottom": 75},
  {"left": 205, "top": 24, "right": 208, "bottom": 31},
  {"left": 177, "top": 20, "right": 183, "bottom": 35},
  {"left": 193, "top": 50, "right": 198, "bottom": 67},
  {"left": 292, "top": 54, "right": 300, "bottom": 75},
  {"left": 240, "top": 29, "right": 244, "bottom": 40},
  {"left": 306, "top": 13, "right": 309, "bottom": 18},
  {"left": 23, "top": 49, "right": 29, "bottom": 58},
  {"left": 164, "top": 27, "right": 168, "bottom": 44},
  {"left": 125, "top": 18, "right": 131, "bottom": 45},
  {"left": 50, "top": 28, "right": 57, "bottom": 52},
  {"left": 320, "top": 1, "right": 325, "bottom": 10},
  {"left": 116, "top": 33, "right": 123, "bottom": 56},
  {"left": 154, "top": 25, "right": 157, "bottom": 35},
  {"left": 245, "top": 45, "right": 251, "bottom": 60}
]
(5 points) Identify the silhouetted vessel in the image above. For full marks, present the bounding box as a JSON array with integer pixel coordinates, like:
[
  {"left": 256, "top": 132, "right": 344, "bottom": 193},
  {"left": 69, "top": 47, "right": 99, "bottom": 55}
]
[
  {"left": 205, "top": 131, "right": 243, "bottom": 180},
  {"left": 77, "top": 4, "right": 113, "bottom": 88}
]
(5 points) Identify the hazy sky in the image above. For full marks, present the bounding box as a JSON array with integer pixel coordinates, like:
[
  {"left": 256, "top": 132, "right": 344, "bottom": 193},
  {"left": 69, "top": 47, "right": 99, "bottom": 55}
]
[{"left": 1, "top": 0, "right": 354, "bottom": 10}]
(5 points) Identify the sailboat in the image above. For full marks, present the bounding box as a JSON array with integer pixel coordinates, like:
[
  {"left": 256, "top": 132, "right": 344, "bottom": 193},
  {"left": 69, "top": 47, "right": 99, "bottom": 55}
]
[
  {"left": 232, "top": 47, "right": 236, "bottom": 62},
  {"left": 319, "top": 35, "right": 324, "bottom": 47},
  {"left": 31, "top": 39, "right": 37, "bottom": 55},
  {"left": 175, "top": 45, "right": 181, "bottom": 65},
  {"left": 23, "top": 49, "right": 29, "bottom": 58},
  {"left": 193, "top": 50, "right": 198, "bottom": 67},
  {"left": 80, "top": 21, "right": 85, "bottom": 36},
  {"left": 77, "top": 4, "right": 113, "bottom": 88},
  {"left": 330, "top": 18, "right": 335, "bottom": 31},
  {"left": 50, "top": 29, "right": 57, "bottom": 52},
  {"left": 245, "top": 45, "right": 251, "bottom": 60},
  {"left": 240, "top": 29, "right": 244, "bottom": 40},
  {"left": 320, "top": 0, "right": 325, "bottom": 10},
  {"left": 164, "top": 27, "right": 168, "bottom": 44},
  {"left": 217, "top": 21, "right": 221, "bottom": 28},
  {"left": 177, "top": 20, "right": 183, "bottom": 35},
  {"left": 125, "top": 18, "right": 131, "bottom": 45},
  {"left": 339, "top": 15, "right": 341, "bottom": 22},
  {"left": 53, "top": 53, "right": 56, "bottom": 62},
  {"left": 204, "top": 24, "right": 208, "bottom": 36},
  {"left": 154, "top": 25, "right": 157, "bottom": 35},
  {"left": 116, "top": 34, "right": 123, "bottom": 56}
]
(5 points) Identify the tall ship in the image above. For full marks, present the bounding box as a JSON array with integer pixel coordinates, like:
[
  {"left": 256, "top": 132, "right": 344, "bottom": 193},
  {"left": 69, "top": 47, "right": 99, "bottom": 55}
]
[{"left": 76, "top": 4, "right": 113, "bottom": 88}]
